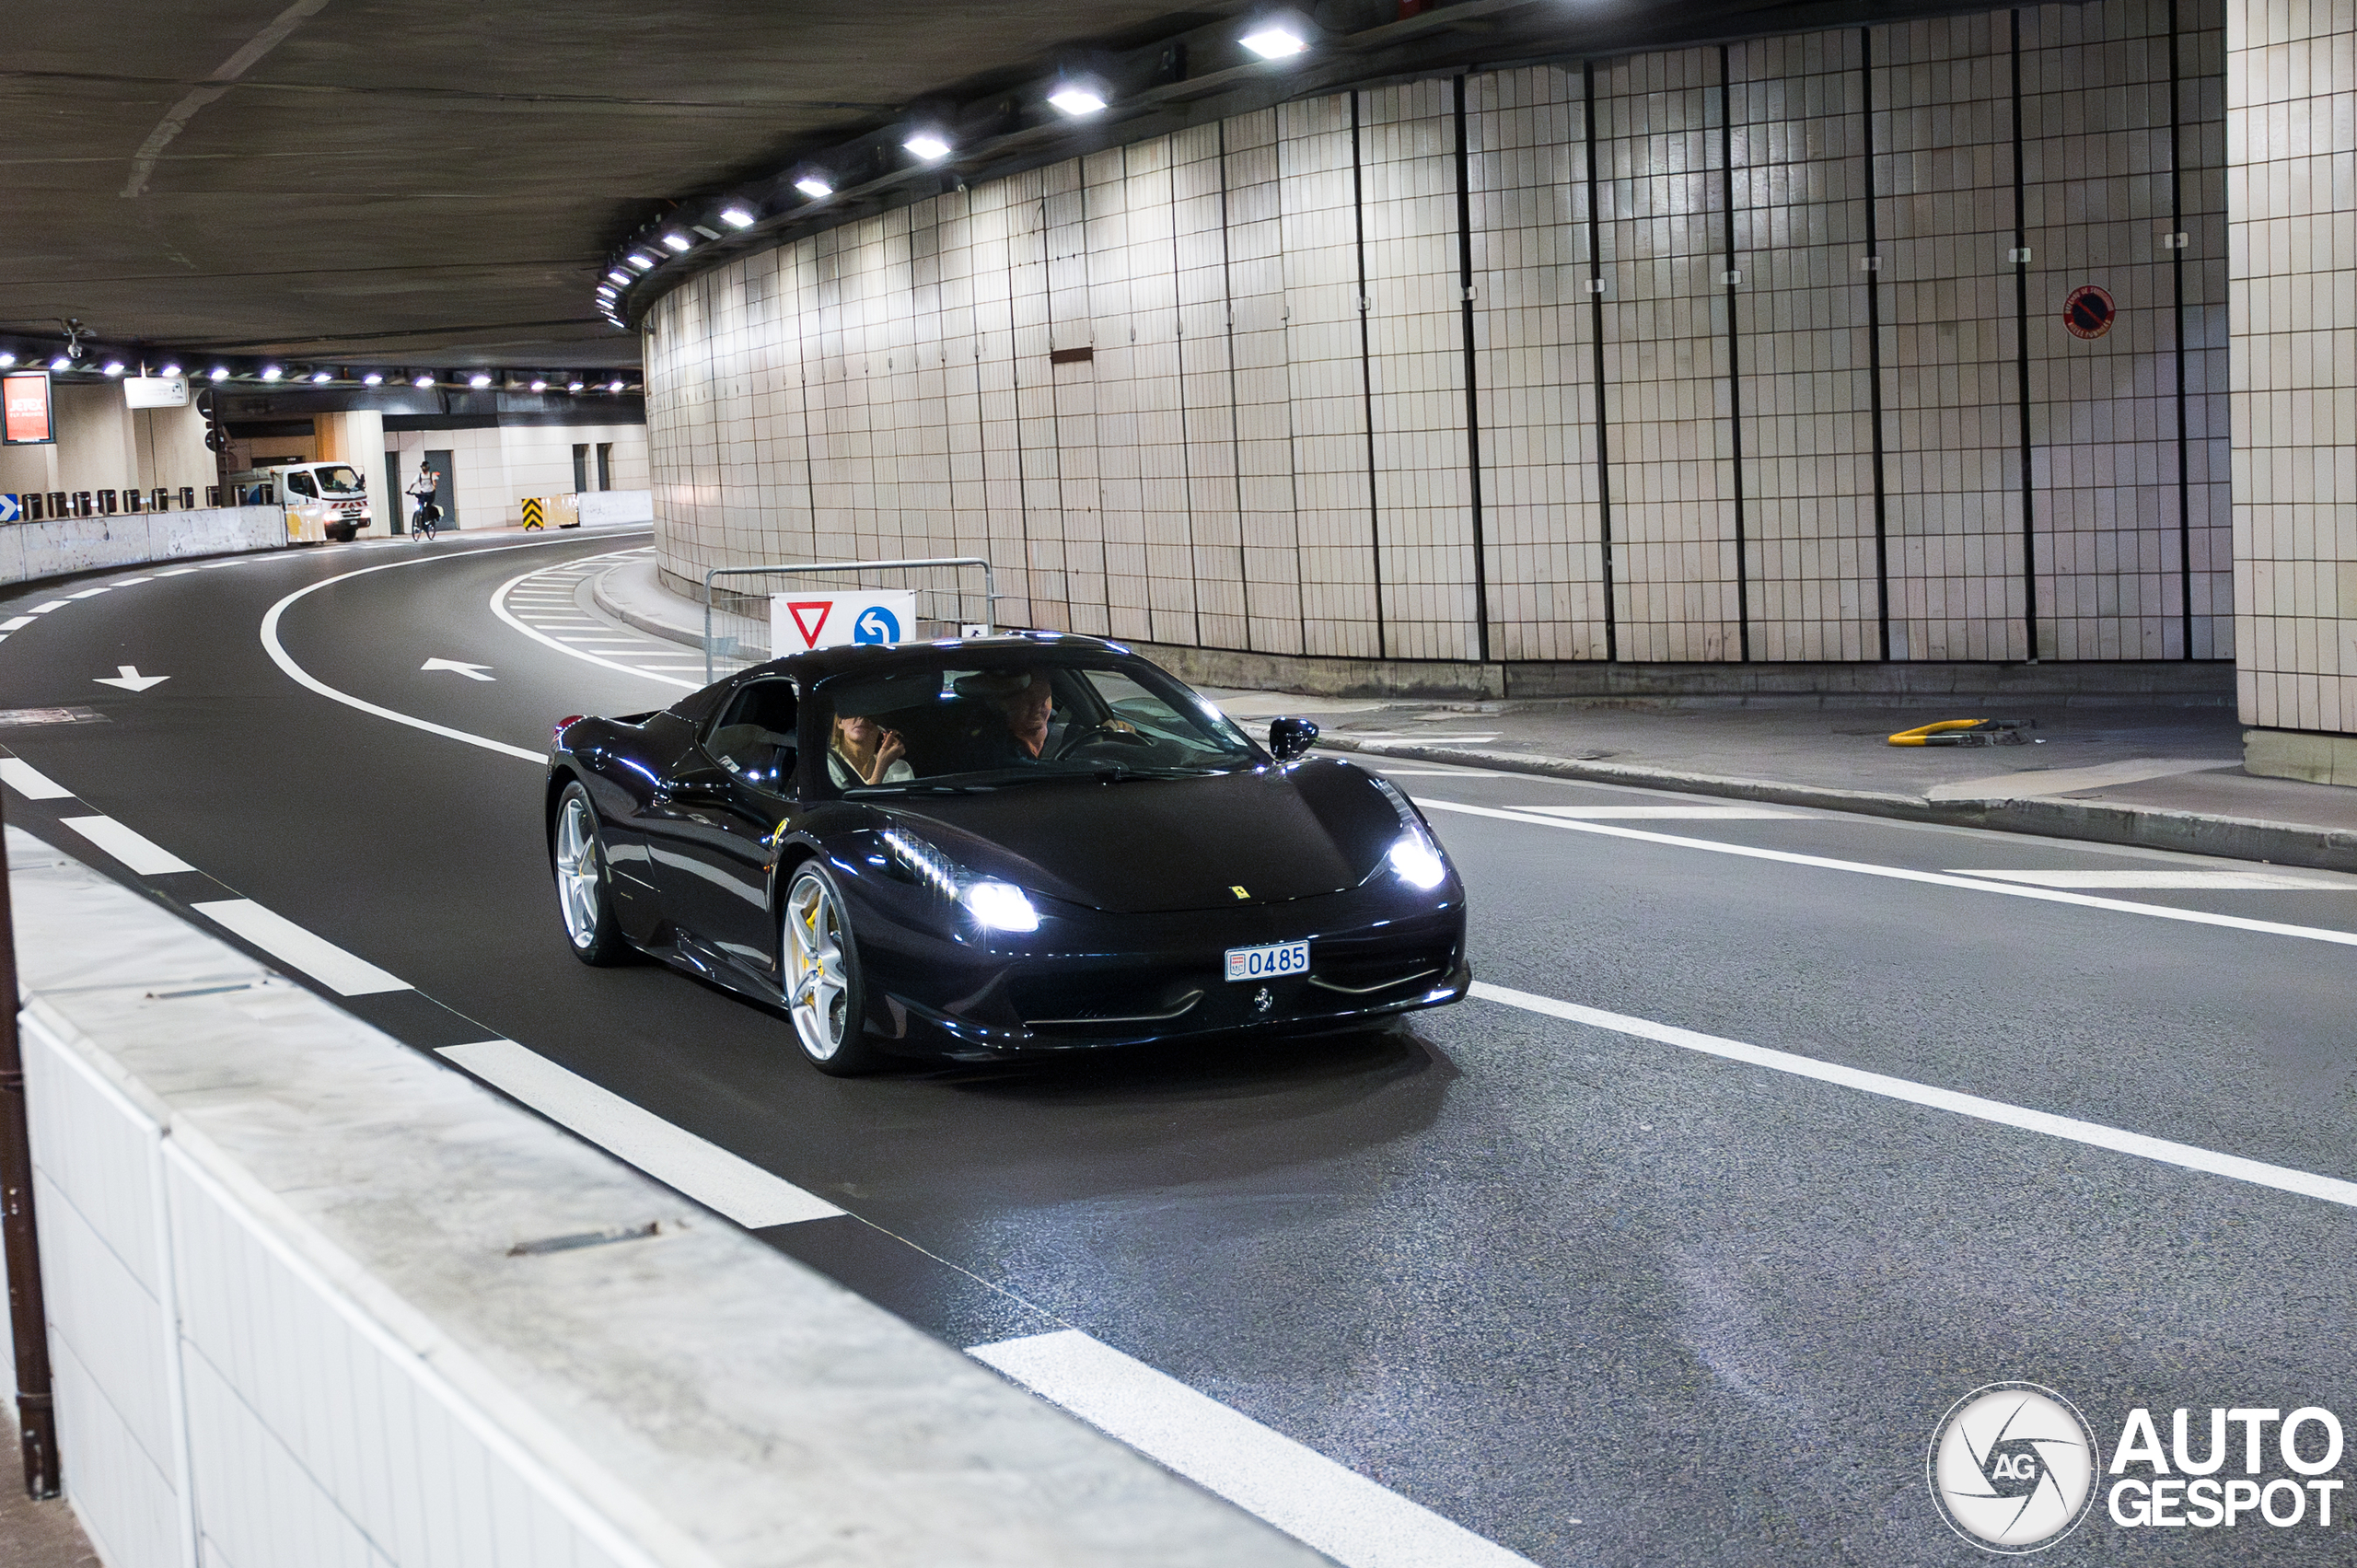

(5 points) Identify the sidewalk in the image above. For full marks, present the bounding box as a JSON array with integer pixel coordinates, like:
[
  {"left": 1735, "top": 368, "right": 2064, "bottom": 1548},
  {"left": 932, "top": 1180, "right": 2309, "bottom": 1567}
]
[{"left": 589, "top": 558, "right": 2357, "bottom": 874}]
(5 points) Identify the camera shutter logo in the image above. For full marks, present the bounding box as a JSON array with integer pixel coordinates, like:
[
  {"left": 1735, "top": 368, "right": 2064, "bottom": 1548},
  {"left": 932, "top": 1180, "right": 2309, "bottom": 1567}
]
[{"left": 1928, "top": 1383, "right": 2100, "bottom": 1552}]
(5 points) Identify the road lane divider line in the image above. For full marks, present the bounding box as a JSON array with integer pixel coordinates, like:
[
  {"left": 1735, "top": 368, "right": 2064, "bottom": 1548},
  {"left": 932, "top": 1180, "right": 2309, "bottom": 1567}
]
[
  {"left": 258, "top": 535, "right": 651, "bottom": 763},
  {"left": 0, "top": 617, "right": 32, "bottom": 631},
  {"left": 1417, "top": 797, "right": 2357, "bottom": 947},
  {"left": 0, "top": 759, "right": 74, "bottom": 799},
  {"left": 192, "top": 899, "right": 412, "bottom": 996},
  {"left": 492, "top": 553, "right": 700, "bottom": 691},
  {"left": 1472, "top": 981, "right": 2357, "bottom": 1210},
  {"left": 970, "top": 1330, "right": 1542, "bottom": 1568},
  {"left": 58, "top": 815, "right": 195, "bottom": 876},
  {"left": 435, "top": 1040, "right": 842, "bottom": 1228},
  {"left": 1945, "top": 867, "right": 2348, "bottom": 890},
  {"left": 1524, "top": 805, "right": 1809, "bottom": 819}
]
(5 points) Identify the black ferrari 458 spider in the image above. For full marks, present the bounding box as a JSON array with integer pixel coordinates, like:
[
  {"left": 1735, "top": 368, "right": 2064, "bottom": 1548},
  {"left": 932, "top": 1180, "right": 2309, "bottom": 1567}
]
[{"left": 544, "top": 633, "right": 1468, "bottom": 1074}]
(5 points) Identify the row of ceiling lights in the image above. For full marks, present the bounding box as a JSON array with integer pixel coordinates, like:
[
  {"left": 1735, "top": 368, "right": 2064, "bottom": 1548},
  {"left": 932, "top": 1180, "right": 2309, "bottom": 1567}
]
[
  {"left": 594, "top": 17, "right": 1314, "bottom": 327},
  {"left": 0, "top": 348, "right": 636, "bottom": 394}
]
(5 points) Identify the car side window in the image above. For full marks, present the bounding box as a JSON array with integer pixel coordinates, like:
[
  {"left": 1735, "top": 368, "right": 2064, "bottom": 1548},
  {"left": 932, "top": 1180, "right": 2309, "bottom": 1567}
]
[
  {"left": 704, "top": 679, "right": 798, "bottom": 790},
  {"left": 285, "top": 472, "right": 319, "bottom": 499}
]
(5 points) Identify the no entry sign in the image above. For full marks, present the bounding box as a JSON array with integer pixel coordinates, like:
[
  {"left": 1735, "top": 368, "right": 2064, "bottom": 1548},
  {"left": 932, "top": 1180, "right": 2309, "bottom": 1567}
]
[{"left": 2063, "top": 285, "right": 2116, "bottom": 341}]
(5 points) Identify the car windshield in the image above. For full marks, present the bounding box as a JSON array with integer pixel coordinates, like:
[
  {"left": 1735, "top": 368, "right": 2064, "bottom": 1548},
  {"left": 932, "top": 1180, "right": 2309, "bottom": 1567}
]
[
  {"left": 815, "top": 652, "right": 1259, "bottom": 795},
  {"left": 312, "top": 465, "right": 364, "bottom": 494}
]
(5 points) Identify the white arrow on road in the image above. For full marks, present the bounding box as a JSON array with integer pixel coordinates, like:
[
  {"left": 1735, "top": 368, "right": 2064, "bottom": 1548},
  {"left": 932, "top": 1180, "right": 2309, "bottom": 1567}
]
[
  {"left": 94, "top": 665, "right": 170, "bottom": 692},
  {"left": 421, "top": 658, "right": 496, "bottom": 681}
]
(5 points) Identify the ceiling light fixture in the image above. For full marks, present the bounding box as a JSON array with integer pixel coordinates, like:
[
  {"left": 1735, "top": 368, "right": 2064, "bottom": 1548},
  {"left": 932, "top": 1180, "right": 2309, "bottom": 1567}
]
[
  {"left": 469, "top": 372, "right": 492, "bottom": 389},
  {"left": 1240, "top": 25, "right": 1308, "bottom": 58},
  {"left": 102, "top": 361, "right": 125, "bottom": 377},
  {"left": 50, "top": 355, "right": 72, "bottom": 371},
  {"left": 567, "top": 379, "right": 585, "bottom": 392},
  {"left": 159, "top": 362, "right": 182, "bottom": 377},
  {"left": 414, "top": 373, "right": 435, "bottom": 388},
  {"left": 1048, "top": 85, "right": 1107, "bottom": 117},
  {"left": 311, "top": 370, "right": 332, "bottom": 383},
  {"left": 0, "top": 353, "right": 15, "bottom": 367},
  {"left": 364, "top": 372, "right": 384, "bottom": 386},
  {"left": 795, "top": 175, "right": 833, "bottom": 200},
  {"left": 627, "top": 252, "right": 656, "bottom": 270},
  {"left": 608, "top": 379, "right": 625, "bottom": 391},
  {"left": 662, "top": 232, "right": 691, "bottom": 252},
  {"left": 904, "top": 132, "right": 952, "bottom": 162},
  {"left": 720, "top": 206, "right": 756, "bottom": 228},
  {"left": 261, "top": 366, "right": 283, "bottom": 381},
  {"left": 208, "top": 366, "right": 228, "bottom": 380},
  {"left": 530, "top": 378, "right": 547, "bottom": 391}
]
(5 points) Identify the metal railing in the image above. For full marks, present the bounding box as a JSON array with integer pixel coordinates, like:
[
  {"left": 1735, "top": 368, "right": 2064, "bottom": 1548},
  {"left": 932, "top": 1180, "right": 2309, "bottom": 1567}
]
[{"left": 701, "top": 555, "right": 999, "bottom": 684}]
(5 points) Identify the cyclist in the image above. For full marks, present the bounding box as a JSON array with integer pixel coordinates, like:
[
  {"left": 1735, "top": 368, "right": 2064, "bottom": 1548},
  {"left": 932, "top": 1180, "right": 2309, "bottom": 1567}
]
[{"left": 406, "top": 460, "right": 443, "bottom": 540}]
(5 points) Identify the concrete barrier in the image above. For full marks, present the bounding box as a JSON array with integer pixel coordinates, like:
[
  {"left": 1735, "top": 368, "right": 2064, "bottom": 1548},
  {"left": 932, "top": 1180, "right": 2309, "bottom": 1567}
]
[
  {"left": 0, "top": 506, "right": 287, "bottom": 587},
  {"left": 580, "top": 489, "right": 654, "bottom": 526},
  {"left": 8, "top": 827, "right": 1320, "bottom": 1568}
]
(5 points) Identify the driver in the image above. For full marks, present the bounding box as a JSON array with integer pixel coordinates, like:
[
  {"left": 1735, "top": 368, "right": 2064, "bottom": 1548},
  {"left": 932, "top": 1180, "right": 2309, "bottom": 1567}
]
[{"left": 965, "top": 669, "right": 1135, "bottom": 764}]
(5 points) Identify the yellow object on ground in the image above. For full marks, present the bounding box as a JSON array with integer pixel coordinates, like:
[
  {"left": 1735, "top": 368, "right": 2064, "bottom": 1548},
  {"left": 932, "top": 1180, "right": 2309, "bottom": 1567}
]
[{"left": 1888, "top": 718, "right": 2036, "bottom": 747}]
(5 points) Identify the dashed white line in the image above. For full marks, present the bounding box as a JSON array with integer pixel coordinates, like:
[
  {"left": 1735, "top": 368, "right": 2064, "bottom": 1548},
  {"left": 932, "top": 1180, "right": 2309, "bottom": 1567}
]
[
  {"left": 1472, "top": 980, "right": 2357, "bottom": 1211},
  {"left": 67, "top": 586, "right": 111, "bottom": 598},
  {"left": 971, "top": 1330, "right": 1541, "bottom": 1568},
  {"left": 1950, "top": 868, "right": 2348, "bottom": 890},
  {"left": 30, "top": 601, "right": 67, "bottom": 613},
  {"left": 59, "top": 816, "right": 194, "bottom": 875},
  {"left": 1417, "top": 797, "right": 2357, "bottom": 947},
  {"left": 192, "top": 898, "right": 411, "bottom": 995},
  {"left": 1526, "top": 806, "right": 1808, "bottom": 820},
  {"left": 435, "top": 1040, "right": 842, "bottom": 1228},
  {"left": 0, "top": 759, "right": 74, "bottom": 799},
  {"left": 0, "top": 617, "right": 33, "bottom": 632}
]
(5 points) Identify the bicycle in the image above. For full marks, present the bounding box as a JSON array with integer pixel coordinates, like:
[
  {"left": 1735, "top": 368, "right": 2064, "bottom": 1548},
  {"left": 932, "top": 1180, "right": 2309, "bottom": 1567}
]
[{"left": 411, "top": 499, "right": 441, "bottom": 540}]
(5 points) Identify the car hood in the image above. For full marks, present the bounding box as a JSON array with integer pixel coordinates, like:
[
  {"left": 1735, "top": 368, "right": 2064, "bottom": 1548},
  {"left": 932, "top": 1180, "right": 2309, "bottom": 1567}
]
[{"left": 876, "top": 760, "right": 1402, "bottom": 914}]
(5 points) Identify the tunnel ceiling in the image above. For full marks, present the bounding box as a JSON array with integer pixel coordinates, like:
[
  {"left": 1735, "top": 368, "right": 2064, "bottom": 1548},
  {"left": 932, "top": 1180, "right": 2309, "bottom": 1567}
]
[{"left": 4, "top": 0, "right": 2022, "bottom": 374}]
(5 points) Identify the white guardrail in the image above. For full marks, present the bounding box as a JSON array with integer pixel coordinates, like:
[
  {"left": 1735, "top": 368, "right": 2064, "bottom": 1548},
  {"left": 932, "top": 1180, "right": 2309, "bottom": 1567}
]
[
  {"left": 6, "top": 826, "right": 1321, "bottom": 1568},
  {"left": 0, "top": 506, "right": 287, "bottom": 587}
]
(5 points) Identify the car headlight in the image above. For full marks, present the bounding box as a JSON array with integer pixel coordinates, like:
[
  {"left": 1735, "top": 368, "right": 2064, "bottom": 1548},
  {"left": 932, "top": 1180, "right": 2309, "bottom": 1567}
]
[
  {"left": 1368, "top": 777, "right": 1450, "bottom": 890},
  {"left": 881, "top": 828, "right": 1041, "bottom": 932}
]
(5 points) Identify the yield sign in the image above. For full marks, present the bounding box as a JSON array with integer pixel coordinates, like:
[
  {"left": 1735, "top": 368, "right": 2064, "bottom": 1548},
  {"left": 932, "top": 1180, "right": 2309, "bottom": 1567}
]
[{"left": 784, "top": 601, "right": 833, "bottom": 650}]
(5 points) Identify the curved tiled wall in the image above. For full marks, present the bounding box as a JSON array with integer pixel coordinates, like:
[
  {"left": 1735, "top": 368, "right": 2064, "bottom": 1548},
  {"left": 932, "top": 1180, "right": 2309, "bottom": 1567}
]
[{"left": 647, "top": 0, "right": 2229, "bottom": 668}]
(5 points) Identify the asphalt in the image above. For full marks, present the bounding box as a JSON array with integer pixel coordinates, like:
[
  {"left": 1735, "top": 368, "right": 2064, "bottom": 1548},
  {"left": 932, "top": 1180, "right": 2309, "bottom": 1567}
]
[{"left": 4, "top": 532, "right": 2355, "bottom": 1565}]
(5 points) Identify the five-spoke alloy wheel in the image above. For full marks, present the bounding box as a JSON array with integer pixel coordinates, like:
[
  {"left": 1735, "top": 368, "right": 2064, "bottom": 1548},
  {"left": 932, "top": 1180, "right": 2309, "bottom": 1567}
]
[
  {"left": 783, "top": 862, "right": 878, "bottom": 1074},
  {"left": 553, "top": 783, "right": 627, "bottom": 965}
]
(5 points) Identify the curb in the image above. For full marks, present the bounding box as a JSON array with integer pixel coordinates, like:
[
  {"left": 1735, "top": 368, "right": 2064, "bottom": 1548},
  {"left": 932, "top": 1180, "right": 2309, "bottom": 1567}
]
[
  {"left": 591, "top": 561, "right": 708, "bottom": 651},
  {"left": 1314, "top": 736, "right": 2357, "bottom": 877}
]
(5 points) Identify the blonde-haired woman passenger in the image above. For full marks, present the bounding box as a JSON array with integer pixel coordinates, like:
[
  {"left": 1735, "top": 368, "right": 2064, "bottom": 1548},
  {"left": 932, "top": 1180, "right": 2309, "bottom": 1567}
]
[{"left": 829, "top": 710, "right": 913, "bottom": 787}]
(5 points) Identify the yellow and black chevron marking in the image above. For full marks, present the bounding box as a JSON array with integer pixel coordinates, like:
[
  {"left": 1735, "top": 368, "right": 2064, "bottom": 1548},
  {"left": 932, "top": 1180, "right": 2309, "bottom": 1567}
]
[{"left": 521, "top": 497, "right": 545, "bottom": 529}]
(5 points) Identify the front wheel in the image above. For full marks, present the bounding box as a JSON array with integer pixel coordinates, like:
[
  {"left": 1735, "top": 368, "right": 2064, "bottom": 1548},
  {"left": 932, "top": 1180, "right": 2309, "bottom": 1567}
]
[
  {"left": 782, "top": 862, "right": 882, "bottom": 1074},
  {"left": 553, "top": 784, "right": 629, "bottom": 964}
]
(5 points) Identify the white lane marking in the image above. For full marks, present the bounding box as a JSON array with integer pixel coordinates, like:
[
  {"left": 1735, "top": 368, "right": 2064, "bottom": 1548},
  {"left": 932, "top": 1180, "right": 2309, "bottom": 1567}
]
[
  {"left": 191, "top": 899, "right": 411, "bottom": 995},
  {"left": 30, "top": 601, "right": 68, "bottom": 612},
  {"left": 1344, "top": 732, "right": 1500, "bottom": 743},
  {"left": 1524, "top": 806, "right": 1809, "bottom": 820},
  {"left": 0, "top": 618, "right": 30, "bottom": 631},
  {"left": 491, "top": 553, "right": 700, "bottom": 691},
  {"left": 93, "top": 664, "right": 170, "bottom": 692},
  {"left": 67, "top": 586, "right": 111, "bottom": 598},
  {"left": 0, "top": 759, "right": 75, "bottom": 799},
  {"left": 258, "top": 542, "right": 621, "bottom": 762},
  {"left": 110, "top": 576, "right": 150, "bottom": 586},
  {"left": 1416, "top": 797, "right": 2357, "bottom": 948},
  {"left": 420, "top": 657, "right": 496, "bottom": 681},
  {"left": 971, "top": 1330, "right": 1540, "bottom": 1568},
  {"left": 1949, "top": 868, "right": 2349, "bottom": 890},
  {"left": 58, "top": 815, "right": 196, "bottom": 875},
  {"left": 1472, "top": 981, "right": 2357, "bottom": 1211},
  {"left": 436, "top": 1040, "right": 842, "bottom": 1228},
  {"left": 155, "top": 566, "right": 201, "bottom": 576}
]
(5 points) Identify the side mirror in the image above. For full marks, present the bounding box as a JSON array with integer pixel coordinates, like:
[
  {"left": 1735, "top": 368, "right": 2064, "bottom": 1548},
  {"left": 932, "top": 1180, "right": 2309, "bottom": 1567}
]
[{"left": 1268, "top": 716, "right": 1319, "bottom": 762}]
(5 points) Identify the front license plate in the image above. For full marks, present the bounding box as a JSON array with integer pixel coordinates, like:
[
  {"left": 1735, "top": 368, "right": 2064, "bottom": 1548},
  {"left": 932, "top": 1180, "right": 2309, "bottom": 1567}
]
[{"left": 1225, "top": 940, "right": 1309, "bottom": 981}]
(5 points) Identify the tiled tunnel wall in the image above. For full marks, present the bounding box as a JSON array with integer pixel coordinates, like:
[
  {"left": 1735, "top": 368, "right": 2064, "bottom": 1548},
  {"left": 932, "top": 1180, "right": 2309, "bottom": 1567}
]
[{"left": 647, "top": 0, "right": 2231, "bottom": 667}]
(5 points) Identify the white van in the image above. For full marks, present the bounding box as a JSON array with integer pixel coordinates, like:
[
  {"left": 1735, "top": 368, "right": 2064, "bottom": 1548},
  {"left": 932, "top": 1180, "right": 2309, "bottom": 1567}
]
[{"left": 226, "top": 462, "right": 375, "bottom": 542}]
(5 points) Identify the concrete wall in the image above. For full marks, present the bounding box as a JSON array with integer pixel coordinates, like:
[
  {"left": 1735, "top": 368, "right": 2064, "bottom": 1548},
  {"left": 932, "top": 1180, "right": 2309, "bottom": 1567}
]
[
  {"left": 2228, "top": 0, "right": 2357, "bottom": 779},
  {"left": 0, "top": 506, "right": 285, "bottom": 586},
  {"left": 0, "top": 384, "right": 217, "bottom": 504},
  {"left": 387, "top": 422, "right": 649, "bottom": 529},
  {"left": 8, "top": 827, "right": 1319, "bottom": 1568},
  {"left": 646, "top": 0, "right": 2232, "bottom": 671}
]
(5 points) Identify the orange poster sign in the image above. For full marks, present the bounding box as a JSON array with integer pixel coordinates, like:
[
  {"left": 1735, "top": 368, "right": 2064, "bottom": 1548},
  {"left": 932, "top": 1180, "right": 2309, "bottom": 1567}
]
[{"left": 3, "top": 371, "right": 54, "bottom": 445}]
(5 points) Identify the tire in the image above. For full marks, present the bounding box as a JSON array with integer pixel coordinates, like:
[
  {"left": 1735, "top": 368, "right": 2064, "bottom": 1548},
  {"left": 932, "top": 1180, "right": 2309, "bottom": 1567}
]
[
  {"left": 552, "top": 783, "right": 629, "bottom": 965},
  {"left": 781, "top": 861, "right": 882, "bottom": 1074}
]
